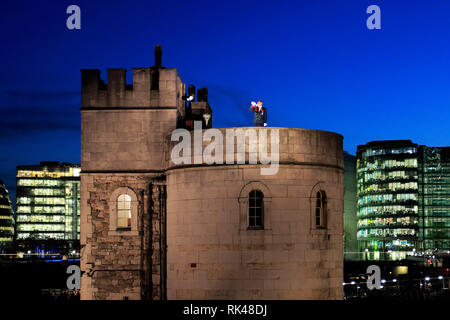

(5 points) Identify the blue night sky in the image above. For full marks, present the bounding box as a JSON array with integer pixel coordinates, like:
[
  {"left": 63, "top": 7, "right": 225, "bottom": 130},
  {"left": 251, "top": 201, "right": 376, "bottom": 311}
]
[{"left": 1, "top": 0, "right": 450, "bottom": 204}]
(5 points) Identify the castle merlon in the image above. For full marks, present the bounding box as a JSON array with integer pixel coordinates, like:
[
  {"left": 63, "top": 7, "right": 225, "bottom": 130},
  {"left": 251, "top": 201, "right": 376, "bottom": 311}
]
[{"left": 81, "top": 45, "right": 185, "bottom": 109}]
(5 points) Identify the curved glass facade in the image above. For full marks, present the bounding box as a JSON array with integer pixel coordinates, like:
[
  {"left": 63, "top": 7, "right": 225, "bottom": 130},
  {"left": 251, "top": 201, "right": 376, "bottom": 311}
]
[
  {"left": 0, "top": 179, "right": 15, "bottom": 247},
  {"left": 357, "top": 141, "right": 419, "bottom": 260}
]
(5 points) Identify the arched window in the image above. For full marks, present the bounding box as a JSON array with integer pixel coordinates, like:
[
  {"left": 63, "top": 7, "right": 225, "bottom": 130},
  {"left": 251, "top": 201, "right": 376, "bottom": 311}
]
[
  {"left": 248, "top": 190, "right": 264, "bottom": 229},
  {"left": 117, "top": 194, "right": 132, "bottom": 228},
  {"left": 315, "top": 190, "right": 327, "bottom": 229},
  {"left": 108, "top": 187, "right": 138, "bottom": 236},
  {"left": 238, "top": 182, "right": 272, "bottom": 232}
]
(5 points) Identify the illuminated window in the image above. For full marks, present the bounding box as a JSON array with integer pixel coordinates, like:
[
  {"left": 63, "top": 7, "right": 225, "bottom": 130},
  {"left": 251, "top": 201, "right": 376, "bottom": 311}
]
[
  {"left": 248, "top": 190, "right": 263, "bottom": 229},
  {"left": 117, "top": 194, "right": 132, "bottom": 228},
  {"left": 108, "top": 187, "right": 138, "bottom": 236}
]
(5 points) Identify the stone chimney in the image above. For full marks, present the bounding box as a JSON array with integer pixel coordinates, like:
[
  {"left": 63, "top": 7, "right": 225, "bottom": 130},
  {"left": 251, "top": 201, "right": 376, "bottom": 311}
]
[{"left": 154, "top": 45, "right": 163, "bottom": 68}]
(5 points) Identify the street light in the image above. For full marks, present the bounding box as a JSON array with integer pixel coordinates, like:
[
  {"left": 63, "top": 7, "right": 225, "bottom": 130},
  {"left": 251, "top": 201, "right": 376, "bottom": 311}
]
[{"left": 425, "top": 276, "right": 430, "bottom": 281}]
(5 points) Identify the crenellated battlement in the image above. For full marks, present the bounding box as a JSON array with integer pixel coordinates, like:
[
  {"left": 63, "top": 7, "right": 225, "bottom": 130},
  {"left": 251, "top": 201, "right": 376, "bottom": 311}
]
[
  {"left": 81, "top": 46, "right": 186, "bottom": 110},
  {"left": 81, "top": 67, "right": 185, "bottom": 109},
  {"left": 80, "top": 45, "right": 214, "bottom": 173}
]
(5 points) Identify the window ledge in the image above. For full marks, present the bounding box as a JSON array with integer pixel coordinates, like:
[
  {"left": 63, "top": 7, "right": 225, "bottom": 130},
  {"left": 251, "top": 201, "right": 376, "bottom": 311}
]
[
  {"left": 247, "top": 227, "right": 265, "bottom": 231},
  {"left": 108, "top": 229, "right": 139, "bottom": 236},
  {"left": 310, "top": 228, "right": 328, "bottom": 235}
]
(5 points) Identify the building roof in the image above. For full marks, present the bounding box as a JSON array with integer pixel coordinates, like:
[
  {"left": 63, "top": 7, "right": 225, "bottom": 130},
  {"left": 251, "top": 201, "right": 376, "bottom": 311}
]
[
  {"left": 16, "top": 161, "right": 80, "bottom": 171},
  {"left": 357, "top": 140, "right": 417, "bottom": 151}
]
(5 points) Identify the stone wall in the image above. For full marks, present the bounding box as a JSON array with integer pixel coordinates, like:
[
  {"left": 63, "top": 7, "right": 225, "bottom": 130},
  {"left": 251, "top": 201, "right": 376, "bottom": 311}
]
[
  {"left": 81, "top": 109, "right": 177, "bottom": 172},
  {"left": 81, "top": 68, "right": 185, "bottom": 111},
  {"left": 80, "top": 65, "right": 181, "bottom": 300},
  {"left": 81, "top": 66, "right": 185, "bottom": 173},
  {"left": 80, "top": 173, "right": 166, "bottom": 300},
  {"left": 165, "top": 128, "right": 344, "bottom": 299},
  {"left": 167, "top": 127, "right": 343, "bottom": 169}
]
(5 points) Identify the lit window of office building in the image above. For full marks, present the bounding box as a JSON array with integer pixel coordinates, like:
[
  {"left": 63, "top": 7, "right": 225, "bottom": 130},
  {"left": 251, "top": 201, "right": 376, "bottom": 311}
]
[
  {"left": 357, "top": 141, "right": 450, "bottom": 260},
  {"left": 0, "top": 179, "right": 14, "bottom": 249},
  {"left": 357, "top": 140, "right": 420, "bottom": 261},
  {"left": 419, "top": 147, "right": 450, "bottom": 253},
  {"left": 15, "top": 162, "right": 80, "bottom": 246}
]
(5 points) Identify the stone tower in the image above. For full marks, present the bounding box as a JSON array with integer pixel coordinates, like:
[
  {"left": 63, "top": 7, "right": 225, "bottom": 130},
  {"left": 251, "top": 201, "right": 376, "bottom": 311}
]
[
  {"left": 165, "top": 127, "right": 344, "bottom": 299},
  {"left": 80, "top": 47, "right": 344, "bottom": 300},
  {"left": 80, "top": 46, "right": 186, "bottom": 300}
]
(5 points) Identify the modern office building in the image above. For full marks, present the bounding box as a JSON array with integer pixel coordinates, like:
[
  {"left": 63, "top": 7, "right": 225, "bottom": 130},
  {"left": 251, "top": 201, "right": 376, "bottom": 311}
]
[
  {"left": 15, "top": 162, "right": 80, "bottom": 247},
  {"left": 419, "top": 146, "right": 450, "bottom": 253},
  {"left": 0, "top": 179, "right": 14, "bottom": 249},
  {"left": 356, "top": 141, "right": 450, "bottom": 260},
  {"left": 344, "top": 152, "right": 358, "bottom": 261}
]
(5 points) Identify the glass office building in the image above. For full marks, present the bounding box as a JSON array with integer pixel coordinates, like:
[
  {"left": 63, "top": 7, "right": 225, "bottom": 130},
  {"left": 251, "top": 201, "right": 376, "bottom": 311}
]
[
  {"left": 0, "top": 179, "right": 14, "bottom": 249},
  {"left": 15, "top": 162, "right": 80, "bottom": 246},
  {"left": 357, "top": 141, "right": 450, "bottom": 260},
  {"left": 357, "top": 141, "right": 419, "bottom": 261},
  {"left": 419, "top": 147, "right": 450, "bottom": 253}
]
